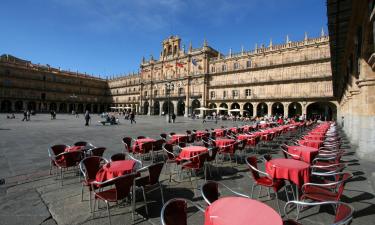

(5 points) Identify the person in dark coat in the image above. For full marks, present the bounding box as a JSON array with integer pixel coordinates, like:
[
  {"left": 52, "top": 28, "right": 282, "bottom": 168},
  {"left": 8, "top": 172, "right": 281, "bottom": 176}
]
[
  {"left": 84, "top": 110, "right": 90, "bottom": 126},
  {"left": 171, "top": 113, "right": 176, "bottom": 123},
  {"left": 22, "top": 110, "right": 27, "bottom": 121},
  {"left": 130, "top": 111, "right": 136, "bottom": 124}
]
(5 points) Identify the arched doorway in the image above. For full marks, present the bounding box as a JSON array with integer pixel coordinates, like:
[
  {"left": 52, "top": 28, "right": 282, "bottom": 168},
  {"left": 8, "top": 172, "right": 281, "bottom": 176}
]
[
  {"left": 306, "top": 102, "right": 337, "bottom": 121},
  {"left": 219, "top": 103, "right": 228, "bottom": 115},
  {"left": 92, "top": 104, "right": 98, "bottom": 113},
  {"left": 153, "top": 101, "right": 160, "bottom": 115},
  {"left": 162, "top": 101, "right": 174, "bottom": 115},
  {"left": 191, "top": 99, "right": 200, "bottom": 112},
  {"left": 288, "top": 102, "right": 302, "bottom": 118},
  {"left": 1, "top": 100, "right": 12, "bottom": 112},
  {"left": 27, "top": 102, "right": 36, "bottom": 111},
  {"left": 208, "top": 103, "right": 217, "bottom": 109},
  {"left": 256, "top": 102, "right": 268, "bottom": 117},
  {"left": 69, "top": 104, "right": 75, "bottom": 113},
  {"left": 230, "top": 102, "right": 240, "bottom": 116},
  {"left": 177, "top": 100, "right": 185, "bottom": 116},
  {"left": 243, "top": 103, "right": 253, "bottom": 117},
  {"left": 59, "top": 103, "right": 67, "bottom": 113},
  {"left": 85, "top": 104, "right": 91, "bottom": 112},
  {"left": 271, "top": 102, "right": 284, "bottom": 116},
  {"left": 77, "top": 104, "right": 84, "bottom": 113},
  {"left": 15, "top": 101, "right": 23, "bottom": 111},
  {"left": 143, "top": 102, "right": 149, "bottom": 115},
  {"left": 50, "top": 102, "right": 57, "bottom": 111}
]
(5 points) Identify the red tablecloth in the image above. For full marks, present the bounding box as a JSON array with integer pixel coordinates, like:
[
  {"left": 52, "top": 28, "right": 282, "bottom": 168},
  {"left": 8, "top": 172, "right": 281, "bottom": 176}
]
[
  {"left": 298, "top": 140, "right": 323, "bottom": 149},
  {"left": 177, "top": 146, "right": 208, "bottom": 162},
  {"left": 265, "top": 158, "right": 310, "bottom": 187},
  {"left": 214, "top": 129, "right": 225, "bottom": 137},
  {"left": 204, "top": 197, "right": 282, "bottom": 225},
  {"left": 215, "top": 138, "right": 236, "bottom": 154},
  {"left": 65, "top": 146, "right": 83, "bottom": 152},
  {"left": 237, "top": 134, "right": 256, "bottom": 146},
  {"left": 168, "top": 134, "right": 187, "bottom": 144},
  {"left": 95, "top": 160, "right": 136, "bottom": 182},
  {"left": 303, "top": 135, "right": 325, "bottom": 141},
  {"left": 133, "top": 138, "right": 155, "bottom": 153},
  {"left": 195, "top": 130, "right": 207, "bottom": 138},
  {"left": 230, "top": 127, "right": 238, "bottom": 134},
  {"left": 287, "top": 146, "right": 319, "bottom": 163}
]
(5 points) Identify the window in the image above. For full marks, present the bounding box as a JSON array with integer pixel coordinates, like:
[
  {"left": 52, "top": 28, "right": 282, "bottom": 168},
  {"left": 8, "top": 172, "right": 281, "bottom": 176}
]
[
  {"left": 245, "top": 89, "right": 251, "bottom": 96},
  {"left": 211, "top": 66, "right": 216, "bottom": 73},
  {"left": 232, "top": 90, "right": 239, "bottom": 98},
  {"left": 128, "top": 97, "right": 131, "bottom": 101},
  {"left": 210, "top": 91, "right": 216, "bottom": 99},
  {"left": 223, "top": 90, "right": 227, "bottom": 98},
  {"left": 144, "top": 91, "right": 147, "bottom": 97},
  {"left": 234, "top": 62, "right": 239, "bottom": 70},
  {"left": 178, "top": 88, "right": 184, "bottom": 96},
  {"left": 222, "top": 64, "right": 227, "bottom": 72},
  {"left": 246, "top": 60, "right": 251, "bottom": 68},
  {"left": 154, "top": 90, "right": 158, "bottom": 96}
]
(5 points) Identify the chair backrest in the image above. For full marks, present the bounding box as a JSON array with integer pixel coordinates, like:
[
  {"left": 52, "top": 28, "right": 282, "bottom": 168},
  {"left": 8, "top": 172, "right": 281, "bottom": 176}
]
[
  {"left": 160, "top": 133, "right": 167, "bottom": 140},
  {"left": 163, "top": 143, "right": 175, "bottom": 160},
  {"left": 197, "top": 152, "right": 209, "bottom": 168},
  {"left": 89, "top": 147, "right": 106, "bottom": 157},
  {"left": 57, "top": 151, "right": 83, "bottom": 167},
  {"left": 169, "top": 132, "right": 176, "bottom": 136},
  {"left": 246, "top": 156, "right": 260, "bottom": 180},
  {"left": 114, "top": 173, "right": 136, "bottom": 200},
  {"left": 141, "top": 142, "right": 153, "bottom": 154},
  {"left": 208, "top": 147, "right": 218, "bottom": 161},
  {"left": 148, "top": 162, "right": 164, "bottom": 185},
  {"left": 74, "top": 141, "right": 88, "bottom": 147},
  {"left": 50, "top": 144, "right": 69, "bottom": 156},
  {"left": 201, "top": 181, "right": 219, "bottom": 205},
  {"left": 334, "top": 202, "right": 354, "bottom": 224},
  {"left": 110, "top": 153, "right": 126, "bottom": 161},
  {"left": 153, "top": 139, "right": 165, "bottom": 152},
  {"left": 263, "top": 154, "right": 272, "bottom": 161},
  {"left": 80, "top": 156, "right": 107, "bottom": 180},
  {"left": 186, "top": 130, "right": 192, "bottom": 135},
  {"left": 161, "top": 199, "right": 188, "bottom": 225},
  {"left": 137, "top": 136, "right": 146, "bottom": 139},
  {"left": 122, "top": 137, "right": 132, "bottom": 153},
  {"left": 336, "top": 173, "right": 352, "bottom": 201}
]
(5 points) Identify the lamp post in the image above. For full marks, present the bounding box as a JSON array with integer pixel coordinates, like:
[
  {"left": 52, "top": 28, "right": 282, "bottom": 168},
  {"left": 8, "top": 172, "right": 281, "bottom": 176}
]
[{"left": 165, "top": 82, "right": 174, "bottom": 123}]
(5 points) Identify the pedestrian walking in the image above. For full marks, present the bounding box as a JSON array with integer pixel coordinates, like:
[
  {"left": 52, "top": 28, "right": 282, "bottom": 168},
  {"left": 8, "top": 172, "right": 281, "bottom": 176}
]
[
  {"left": 84, "top": 110, "right": 90, "bottom": 126},
  {"left": 130, "top": 111, "right": 136, "bottom": 124},
  {"left": 171, "top": 113, "right": 176, "bottom": 123},
  {"left": 26, "top": 110, "right": 30, "bottom": 121},
  {"left": 76, "top": 111, "right": 79, "bottom": 118},
  {"left": 22, "top": 110, "right": 27, "bottom": 121}
]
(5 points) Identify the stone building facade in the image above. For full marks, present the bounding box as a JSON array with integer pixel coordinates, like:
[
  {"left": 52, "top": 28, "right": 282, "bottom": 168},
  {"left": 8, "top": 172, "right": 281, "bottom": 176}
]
[
  {"left": 328, "top": 0, "right": 375, "bottom": 161},
  {"left": 0, "top": 34, "right": 337, "bottom": 121}
]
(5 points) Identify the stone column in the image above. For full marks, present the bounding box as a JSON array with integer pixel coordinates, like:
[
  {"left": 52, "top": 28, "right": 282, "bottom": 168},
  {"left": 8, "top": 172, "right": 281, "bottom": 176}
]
[
  {"left": 172, "top": 100, "right": 178, "bottom": 115},
  {"left": 267, "top": 102, "right": 272, "bottom": 117},
  {"left": 159, "top": 101, "right": 164, "bottom": 116},
  {"left": 283, "top": 102, "right": 289, "bottom": 118}
]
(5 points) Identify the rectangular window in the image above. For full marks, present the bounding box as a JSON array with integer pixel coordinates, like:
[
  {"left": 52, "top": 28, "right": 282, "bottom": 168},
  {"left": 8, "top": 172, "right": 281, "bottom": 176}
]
[
  {"left": 210, "top": 91, "right": 215, "bottom": 99},
  {"left": 154, "top": 90, "right": 158, "bottom": 96},
  {"left": 245, "top": 89, "right": 251, "bottom": 96},
  {"left": 222, "top": 65, "right": 227, "bottom": 72},
  {"left": 232, "top": 90, "right": 238, "bottom": 98},
  {"left": 211, "top": 66, "right": 216, "bottom": 73},
  {"left": 144, "top": 91, "right": 147, "bottom": 97},
  {"left": 223, "top": 90, "right": 227, "bottom": 98},
  {"left": 234, "top": 62, "right": 239, "bottom": 70},
  {"left": 178, "top": 88, "right": 184, "bottom": 96},
  {"left": 246, "top": 60, "right": 251, "bottom": 68}
]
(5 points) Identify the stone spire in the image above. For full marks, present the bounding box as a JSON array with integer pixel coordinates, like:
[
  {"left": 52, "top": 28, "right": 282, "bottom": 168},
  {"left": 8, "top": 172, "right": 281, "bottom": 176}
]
[
  {"left": 321, "top": 27, "right": 325, "bottom": 37},
  {"left": 217, "top": 52, "right": 221, "bottom": 59},
  {"left": 229, "top": 48, "right": 232, "bottom": 57},
  {"left": 150, "top": 54, "right": 154, "bottom": 61},
  {"left": 286, "top": 35, "right": 290, "bottom": 43},
  {"left": 203, "top": 38, "right": 208, "bottom": 47},
  {"left": 269, "top": 38, "right": 273, "bottom": 47},
  {"left": 241, "top": 45, "right": 244, "bottom": 55},
  {"left": 182, "top": 44, "right": 185, "bottom": 53},
  {"left": 188, "top": 41, "right": 192, "bottom": 53},
  {"left": 304, "top": 32, "right": 308, "bottom": 41},
  {"left": 142, "top": 56, "right": 145, "bottom": 64},
  {"left": 255, "top": 43, "right": 258, "bottom": 50}
]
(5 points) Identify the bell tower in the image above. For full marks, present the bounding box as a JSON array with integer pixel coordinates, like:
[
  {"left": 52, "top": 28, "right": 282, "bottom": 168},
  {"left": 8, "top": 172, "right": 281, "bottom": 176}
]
[{"left": 161, "top": 35, "right": 181, "bottom": 59}]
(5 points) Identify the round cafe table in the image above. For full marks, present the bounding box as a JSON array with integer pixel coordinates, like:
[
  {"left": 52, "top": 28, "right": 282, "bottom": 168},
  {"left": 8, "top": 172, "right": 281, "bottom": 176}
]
[
  {"left": 303, "top": 135, "right": 325, "bottom": 141},
  {"left": 64, "top": 146, "right": 83, "bottom": 152},
  {"left": 204, "top": 197, "right": 282, "bottom": 225},
  {"left": 237, "top": 134, "right": 256, "bottom": 146},
  {"left": 177, "top": 146, "right": 208, "bottom": 162},
  {"left": 215, "top": 138, "right": 236, "bottom": 154},
  {"left": 287, "top": 145, "right": 319, "bottom": 163},
  {"left": 95, "top": 160, "right": 136, "bottom": 182},
  {"left": 298, "top": 140, "right": 323, "bottom": 149},
  {"left": 195, "top": 130, "right": 207, "bottom": 138},
  {"left": 133, "top": 138, "right": 155, "bottom": 153},
  {"left": 214, "top": 129, "right": 225, "bottom": 137},
  {"left": 265, "top": 158, "right": 310, "bottom": 188}
]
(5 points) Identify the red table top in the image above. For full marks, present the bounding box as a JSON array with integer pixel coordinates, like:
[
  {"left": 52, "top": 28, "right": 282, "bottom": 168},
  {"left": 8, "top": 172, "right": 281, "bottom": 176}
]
[
  {"left": 178, "top": 146, "right": 208, "bottom": 160},
  {"left": 204, "top": 197, "right": 282, "bottom": 225},
  {"left": 287, "top": 145, "right": 319, "bottom": 163},
  {"left": 303, "top": 135, "right": 325, "bottom": 141},
  {"left": 65, "top": 146, "right": 83, "bottom": 152},
  {"left": 298, "top": 139, "right": 323, "bottom": 149},
  {"left": 266, "top": 158, "right": 310, "bottom": 187},
  {"left": 95, "top": 160, "right": 136, "bottom": 182},
  {"left": 196, "top": 130, "right": 207, "bottom": 137},
  {"left": 215, "top": 138, "right": 235, "bottom": 146},
  {"left": 133, "top": 138, "right": 155, "bottom": 153},
  {"left": 214, "top": 129, "right": 225, "bottom": 137}
]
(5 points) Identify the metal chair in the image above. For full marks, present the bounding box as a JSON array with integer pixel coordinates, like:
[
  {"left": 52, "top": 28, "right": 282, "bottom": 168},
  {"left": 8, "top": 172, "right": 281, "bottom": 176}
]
[
  {"left": 160, "top": 198, "right": 204, "bottom": 225},
  {"left": 201, "top": 180, "right": 249, "bottom": 205}
]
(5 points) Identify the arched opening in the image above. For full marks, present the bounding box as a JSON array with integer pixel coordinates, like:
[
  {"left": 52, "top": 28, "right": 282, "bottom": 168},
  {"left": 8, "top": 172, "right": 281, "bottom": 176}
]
[
  {"left": 219, "top": 103, "right": 228, "bottom": 115},
  {"left": 306, "top": 102, "right": 337, "bottom": 121},
  {"left": 153, "top": 101, "right": 160, "bottom": 115},
  {"left": 243, "top": 103, "right": 253, "bottom": 117},
  {"left": 191, "top": 99, "right": 200, "bottom": 112},
  {"left": 99, "top": 105, "right": 105, "bottom": 113},
  {"left": 162, "top": 101, "right": 174, "bottom": 115},
  {"left": 85, "top": 104, "right": 91, "bottom": 112},
  {"left": 69, "top": 104, "right": 75, "bottom": 113},
  {"left": 143, "top": 102, "right": 149, "bottom": 115},
  {"left": 77, "top": 104, "right": 84, "bottom": 113},
  {"left": 59, "top": 103, "right": 67, "bottom": 113},
  {"left": 27, "top": 102, "right": 36, "bottom": 111},
  {"left": 15, "top": 101, "right": 23, "bottom": 112},
  {"left": 288, "top": 102, "right": 302, "bottom": 118},
  {"left": 92, "top": 104, "right": 98, "bottom": 113},
  {"left": 208, "top": 103, "right": 217, "bottom": 109},
  {"left": 230, "top": 102, "right": 240, "bottom": 116},
  {"left": 177, "top": 100, "right": 185, "bottom": 116},
  {"left": 50, "top": 103, "right": 57, "bottom": 111},
  {"left": 1, "top": 100, "right": 12, "bottom": 112},
  {"left": 256, "top": 102, "right": 268, "bottom": 117},
  {"left": 271, "top": 102, "right": 284, "bottom": 117}
]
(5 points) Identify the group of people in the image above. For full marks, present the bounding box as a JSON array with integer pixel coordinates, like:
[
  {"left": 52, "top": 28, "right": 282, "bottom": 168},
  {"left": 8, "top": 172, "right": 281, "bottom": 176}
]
[{"left": 22, "top": 110, "right": 31, "bottom": 121}]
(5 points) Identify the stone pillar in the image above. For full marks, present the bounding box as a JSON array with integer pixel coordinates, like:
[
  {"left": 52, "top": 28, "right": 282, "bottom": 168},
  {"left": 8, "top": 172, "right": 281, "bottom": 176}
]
[
  {"left": 159, "top": 101, "right": 164, "bottom": 116},
  {"left": 253, "top": 102, "right": 258, "bottom": 118},
  {"left": 283, "top": 102, "right": 289, "bottom": 118},
  {"left": 172, "top": 100, "right": 178, "bottom": 115},
  {"left": 267, "top": 102, "right": 272, "bottom": 117}
]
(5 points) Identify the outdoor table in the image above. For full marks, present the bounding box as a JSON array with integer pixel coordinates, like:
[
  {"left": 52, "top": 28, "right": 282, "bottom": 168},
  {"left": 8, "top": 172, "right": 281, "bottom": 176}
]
[
  {"left": 168, "top": 134, "right": 188, "bottom": 144},
  {"left": 64, "top": 146, "right": 83, "bottom": 152},
  {"left": 215, "top": 138, "right": 236, "bottom": 154},
  {"left": 298, "top": 139, "right": 323, "bottom": 149},
  {"left": 214, "top": 129, "right": 225, "bottom": 137},
  {"left": 133, "top": 138, "right": 155, "bottom": 153},
  {"left": 303, "top": 135, "right": 325, "bottom": 141},
  {"left": 287, "top": 145, "right": 319, "bottom": 163},
  {"left": 265, "top": 158, "right": 310, "bottom": 188},
  {"left": 95, "top": 160, "right": 136, "bottom": 182},
  {"left": 204, "top": 197, "right": 282, "bottom": 225},
  {"left": 237, "top": 134, "right": 256, "bottom": 146},
  {"left": 195, "top": 130, "right": 207, "bottom": 138},
  {"left": 177, "top": 146, "right": 208, "bottom": 162},
  {"left": 230, "top": 127, "right": 238, "bottom": 134}
]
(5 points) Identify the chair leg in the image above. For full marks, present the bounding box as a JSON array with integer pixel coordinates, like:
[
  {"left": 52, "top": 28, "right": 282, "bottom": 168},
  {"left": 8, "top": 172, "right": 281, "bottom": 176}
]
[
  {"left": 89, "top": 190, "right": 92, "bottom": 213},
  {"left": 267, "top": 188, "right": 271, "bottom": 200},
  {"left": 106, "top": 201, "right": 111, "bottom": 225},
  {"left": 275, "top": 191, "right": 281, "bottom": 215},
  {"left": 251, "top": 183, "right": 255, "bottom": 198},
  {"left": 160, "top": 184, "right": 165, "bottom": 204},
  {"left": 81, "top": 183, "right": 84, "bottom": 202},
  {"left": 141, "top": 187, "right": 149, "bottom": 217},
  {"left": 258, "top": 186, "right": 262, "bottom": 199}
]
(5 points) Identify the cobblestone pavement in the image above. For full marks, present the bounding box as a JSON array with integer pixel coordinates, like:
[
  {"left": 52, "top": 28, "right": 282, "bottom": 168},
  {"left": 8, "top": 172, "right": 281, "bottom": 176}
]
[{"left": 0, "top": 114, "right": 374, "bottom": 225}]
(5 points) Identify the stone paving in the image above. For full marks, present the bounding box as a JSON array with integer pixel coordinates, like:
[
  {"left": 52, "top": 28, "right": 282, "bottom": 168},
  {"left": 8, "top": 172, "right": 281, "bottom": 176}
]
[{"left": 0, "top": 113, "right": 374, "bottom": 225}]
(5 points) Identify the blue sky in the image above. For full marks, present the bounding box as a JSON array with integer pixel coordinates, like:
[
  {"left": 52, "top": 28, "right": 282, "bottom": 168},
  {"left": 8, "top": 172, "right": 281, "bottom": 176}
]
[{"left": 1, "top": 0, "right": 327, "bottom": 77}]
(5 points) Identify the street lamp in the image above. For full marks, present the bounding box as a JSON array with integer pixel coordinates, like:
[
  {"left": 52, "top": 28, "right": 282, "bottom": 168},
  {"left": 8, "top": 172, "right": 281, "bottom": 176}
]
[{"left": 165, "top": 82, "right": 175, "bottom": 123}]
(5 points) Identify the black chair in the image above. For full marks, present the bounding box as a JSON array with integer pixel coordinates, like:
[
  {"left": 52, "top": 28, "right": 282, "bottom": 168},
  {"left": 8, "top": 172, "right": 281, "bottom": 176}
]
[
  {"left": 110, "top": 153, "right": 126, "bottom": 161},
  {"left": 160, "top": 198, "right": 204, "bottom": 225},
  {"left": 201, "top": 180, "right": 249, "bottom": 205}
]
